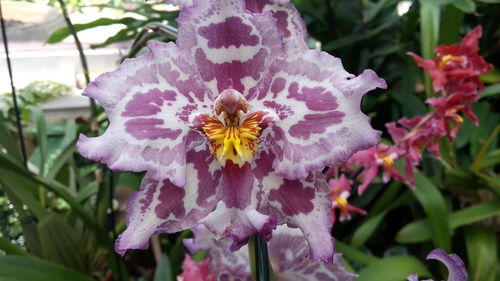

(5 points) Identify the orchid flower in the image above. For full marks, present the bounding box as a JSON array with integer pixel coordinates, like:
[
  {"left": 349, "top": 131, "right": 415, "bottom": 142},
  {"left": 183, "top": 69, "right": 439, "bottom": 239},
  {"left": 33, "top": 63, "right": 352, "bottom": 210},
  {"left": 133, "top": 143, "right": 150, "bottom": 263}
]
[
  {"left": 407, "top": 26, "right": 492, "bottom": 125},
  {"left": 183, "top": 224, "right": 358, "bottom": 281},
  {"left": 328, "top": 174, "right": 366, "bottom": 223},
  {"left": 345, "top": 143, "right": 407, "bottom": 194},
  {"left": 77, "top": 0, "right": 385, "bottom": 262},
  {"left": 407, "top": 249, "right": 468, "bottom": 281}
]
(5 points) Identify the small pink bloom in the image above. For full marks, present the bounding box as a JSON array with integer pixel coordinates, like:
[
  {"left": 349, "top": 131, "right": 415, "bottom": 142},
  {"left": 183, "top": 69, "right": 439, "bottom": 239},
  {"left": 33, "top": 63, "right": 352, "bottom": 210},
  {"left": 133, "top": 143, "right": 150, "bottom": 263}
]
[
  {"left": 407, "top": 26, "right": 492, "bottom": 94},
  {"left": 329, "top": 174, "right": 366, "bottom": 224},
  {"left": 177, "top": 255, "right": 216, "bottom": 281},
  {"left": 346, "top": 143, "right": 407, "bottom": 194}
]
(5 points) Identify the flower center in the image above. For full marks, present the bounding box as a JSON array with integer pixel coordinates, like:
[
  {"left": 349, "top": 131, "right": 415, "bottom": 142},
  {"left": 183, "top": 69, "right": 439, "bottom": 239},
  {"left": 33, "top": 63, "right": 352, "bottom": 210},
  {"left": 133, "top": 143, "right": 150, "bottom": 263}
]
[
  {"left": 437, "top": 54, "right": 465, "bottom": 70},
  {"left": 201, "top": 89, "right": 263, "bottom": 166}
]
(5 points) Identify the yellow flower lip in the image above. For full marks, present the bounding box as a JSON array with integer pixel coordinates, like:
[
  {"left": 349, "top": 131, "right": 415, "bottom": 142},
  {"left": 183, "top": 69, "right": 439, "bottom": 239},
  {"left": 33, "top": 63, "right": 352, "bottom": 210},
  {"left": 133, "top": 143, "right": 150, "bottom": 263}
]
[{"left": 201, "top": 90, "right": 262, "bottom": 167}]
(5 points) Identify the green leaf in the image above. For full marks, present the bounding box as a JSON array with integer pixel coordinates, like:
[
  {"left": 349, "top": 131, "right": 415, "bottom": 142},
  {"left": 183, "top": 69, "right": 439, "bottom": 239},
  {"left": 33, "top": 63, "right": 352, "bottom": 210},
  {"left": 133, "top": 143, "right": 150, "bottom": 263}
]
[
  {"left": 30, "top": 107, "right": 48, "bottom": 176},
  {"left": 448, "top": 0, "right": 476, "bottom": 12},
  {"left": 0, "top": 117, "right": 22, "bottom": 161},
  {"left": 0, "top": 237, "right": 29, "bottom": 256},
  {"left": 38, "top": 214, "right": 87, "bottom": 273},
  {"left": 154, "top": 254, "right": 173, "bottom": 281},
  {"left": 351, "top": 190, "right": 413, "bottom": 247},
  {"left": 0, "top": 153, "right": 93, "bottom": 227},
  {"left": 465, "top": 226, "right": 498, "bottom": 281},
  {"left": 46, "top": 17, "right": 138, "bottom": 44},
  {"left": 0, "top": 255, "right": 95, "bottom": 281},
  {"left": 396, "top": 199, "right": 500, "bottom": 243},
  {"left": 335, "top": 241, "right": 380, "bottom": 265},
  {"left": 439, "top": 4, "right": 464, "bottom": 45},
  {"left": 357, "top": 256, "right": 432, "bottom": 281},
  {"left": 0, "top": 168, "right": 47, "bottom": 219},
  {"left": 420, "top": 0, "right": 440, "bottom": 98},
  {"left": 412, "top": 172, "right": 451, "bottom": 251},
  {"left": 480, "top": 83, "right": 500, "bottom": 98}
]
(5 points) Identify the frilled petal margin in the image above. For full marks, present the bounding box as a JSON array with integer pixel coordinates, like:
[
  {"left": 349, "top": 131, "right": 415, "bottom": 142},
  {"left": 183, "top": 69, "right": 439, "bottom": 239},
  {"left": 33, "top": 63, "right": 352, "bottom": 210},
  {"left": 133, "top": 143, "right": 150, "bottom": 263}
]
[
  {"left": 200, "top": 160, "right": 277, "bottom": 251},
  {"left": 407, "top": 249, "right": 468, "bottom": 281},
  {"left": 115, "top": 146, "right": 221, "bottom": 255},
  {"left": 184, "top": 225, "right": 357, "bottom": 281},
  {"left": 77, "top": 42, "right": 212, "bottom": 187},
  {"left": 427, "top": 249, "right": 468, "bottom": 281},
  {"left": 253, "top": 49, "right": 386, "bottom": 181},
  {"left": 255, "top": 150, "right": 334, "bottom": 263},
  {"left": 244, "top": 0, "right": 308, "bottom": 50},
  {"left": 176, "top": 0, "right": 282, "bottom": 98},
  {"left": 268, "top": 226, "right": 357, "bottom": 281},
  {"left": 184, "top": 225, "right": 253, "bottom": 281}
]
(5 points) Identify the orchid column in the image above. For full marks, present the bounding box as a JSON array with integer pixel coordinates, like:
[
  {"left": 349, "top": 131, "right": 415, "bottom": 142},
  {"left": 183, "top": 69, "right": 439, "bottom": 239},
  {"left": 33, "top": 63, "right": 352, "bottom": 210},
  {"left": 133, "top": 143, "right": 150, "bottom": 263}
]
[{"left": 77, "top": 0, "right": 386, "bottom": 271}]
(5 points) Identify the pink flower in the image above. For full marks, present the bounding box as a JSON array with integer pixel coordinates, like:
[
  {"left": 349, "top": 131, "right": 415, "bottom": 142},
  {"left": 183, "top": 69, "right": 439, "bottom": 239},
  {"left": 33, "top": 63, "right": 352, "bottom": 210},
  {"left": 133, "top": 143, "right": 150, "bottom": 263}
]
[
  {"left": 407, "top": 26, "right": 492, "bottom": 95},
  {"left": 346, "top": 143, "right": 407, "bottom": 194},
  {"left": 177, "top": 255, "right": 216, "bottom": 281},
  {"left": 329, "top": 174, "right": 366, "bottom": 223}
]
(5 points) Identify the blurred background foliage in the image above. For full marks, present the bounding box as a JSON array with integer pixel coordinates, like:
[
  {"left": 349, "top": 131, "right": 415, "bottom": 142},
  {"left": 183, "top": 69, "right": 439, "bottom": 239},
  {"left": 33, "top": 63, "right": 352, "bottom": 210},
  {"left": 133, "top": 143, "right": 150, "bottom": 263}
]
[{"left": 0, "top": 0, "right": 499, "bottom": 281}]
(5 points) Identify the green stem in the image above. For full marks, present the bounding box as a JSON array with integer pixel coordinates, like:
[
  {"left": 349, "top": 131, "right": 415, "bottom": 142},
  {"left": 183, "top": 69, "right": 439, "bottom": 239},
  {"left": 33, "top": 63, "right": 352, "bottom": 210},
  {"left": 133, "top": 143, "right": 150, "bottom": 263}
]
[
  {"left": 254, "top": 235, "right": 270, "bottom": 281},
  {"left": 57, "top": 0, "right": 98, "bottom": 118}
]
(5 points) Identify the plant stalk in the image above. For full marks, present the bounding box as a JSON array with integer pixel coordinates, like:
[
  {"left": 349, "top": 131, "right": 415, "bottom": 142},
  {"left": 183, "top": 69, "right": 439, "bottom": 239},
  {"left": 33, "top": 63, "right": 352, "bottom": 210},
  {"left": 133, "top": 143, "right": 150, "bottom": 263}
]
[{"left": 254, "top": 235, "right": 270, "bottom": 281}]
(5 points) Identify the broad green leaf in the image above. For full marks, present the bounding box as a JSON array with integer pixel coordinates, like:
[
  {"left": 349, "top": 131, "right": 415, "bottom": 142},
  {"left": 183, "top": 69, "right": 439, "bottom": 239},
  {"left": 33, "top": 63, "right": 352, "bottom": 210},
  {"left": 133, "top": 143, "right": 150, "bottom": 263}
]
[
  {"left": 30, "top": 107, "right": 47, "bottom": 176},
  {"left": 476, "top": 0, "right": 500, "bottom": 2},
  {"left": 336, "top": 241, "right": 380, "bottom": 265},
  {"left": 0, "top": 168, "right": 47, "bottom": 219},
  {"left": 0, "top": 255, "right": 95, "bottom": 281},
  {"left": 480, "top": 83, "right": 500, "bottom": 98},
  {"left": 46, "top": 17, "right": 137, "bottom": 44},
  {"left": 38, "top": 214, "right": 87, "bottom": 273},
  {"left": 0, "top": 153, "right": 93, "bottom": 226},
  {"left": 351, "top": 191, "right": 413, "bottom": 247},
  {"left": 481, "top": 149, "right": 500, "bottom": 169},
  {"left": 357, "top": 256, "right": 432, "bottom": 281},
  {"left": 412, "top": 172, "right": 451, "bottom": 251},
  {"left": 396, "top": 199, "right": 500, "bottom": 243},
  {"left": 0, "top": 117, "right": 22, "bottom": 161},
  {"left": 465, "top": 226, "right": 497, "bottom": 281},
  {"left": 154, "top": 254, "right": 173, "bottom": 281},
  {"left": 419, "top": 0, "right": 440, "bottom": 98},
  {"left": 439, "top": 5, "right": 464, "bottom": 45},
  {"left": 471, "top": 125, "right": 500, "bottom": 172},
  {"left": 448, "top": 0, "right": 476, "bottom": 13},
  {"left": 0, "top": 236, "right": 29, "bottom": 256}
]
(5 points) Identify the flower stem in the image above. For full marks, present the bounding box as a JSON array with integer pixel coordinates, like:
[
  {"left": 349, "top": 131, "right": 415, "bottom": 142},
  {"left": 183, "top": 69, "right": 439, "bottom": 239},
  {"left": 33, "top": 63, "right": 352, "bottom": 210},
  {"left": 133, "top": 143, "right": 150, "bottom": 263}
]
[{"left": 254, "top": 235, "right": 270, "bottom": 281}]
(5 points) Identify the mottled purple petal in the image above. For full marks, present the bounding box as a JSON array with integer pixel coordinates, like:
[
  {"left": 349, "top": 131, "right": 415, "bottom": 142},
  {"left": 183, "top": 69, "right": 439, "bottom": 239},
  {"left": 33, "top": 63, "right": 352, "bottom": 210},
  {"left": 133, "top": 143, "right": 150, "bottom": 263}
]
[
  {"left": 254, "top": 49, "right": 385, "bottom": 181},
  {"left": 427, "top": 249, "right": 468, "bottom": 281},
  {"left": 77, "top": 42, "right": 212, "bottom": 187},
  {"left": 269, "top": 226, "right": 357, "bottom": 281},
  {"left": 255, "top": 150, "right": 334, "bottom": 262},
  {"left": 176, "top": 0, "right": 282, "bottom": 97},
  {"left": 115, "top": 146, "right": 221, "bottom": 255},
  {"left": 244, "top": 0, "right": 308, "bottom": 50},
  {"left": 407, "top": 273, "right": 420, "bottom": 281},
  {"left": 185, "top": 225, "right": 253, "bottom": 281},
  {"left": 200, "top": 161, "right": 277, "bottom": 251}
]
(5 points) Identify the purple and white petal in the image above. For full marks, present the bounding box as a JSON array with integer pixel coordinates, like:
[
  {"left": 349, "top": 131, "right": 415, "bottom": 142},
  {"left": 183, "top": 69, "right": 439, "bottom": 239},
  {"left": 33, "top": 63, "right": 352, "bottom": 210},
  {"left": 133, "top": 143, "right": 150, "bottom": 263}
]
[
  {"left": 200, "top": 161, "right": 277, "bottom": 251},
  {"left": 185, "top": 225, "right": 253, "bottom": 281},
  {"left": 176, "top": 0, "right": 283, "bottom": 98},
  {"left": 244, "top": 0, "right": 308, "bottom": 50},
  {"left": 254, "top": 49, "right": 385, "bottom": 180},
  {"left": 268, "top": 226, "right": 357, "bottom": 281},
  {"left": 427, "top": 249, "right": 468, "bottom": 281},
  {"left": 77, "top": 42, "right": 212, "bottom": 186},
  {"left": 115, "top": 145, "right": 221, "bottom": 255},
  {"left": 255, "top": 150, "right": 334, "bottom": 262}
]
